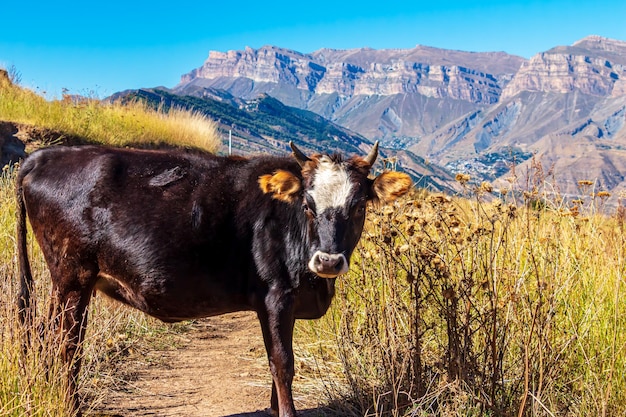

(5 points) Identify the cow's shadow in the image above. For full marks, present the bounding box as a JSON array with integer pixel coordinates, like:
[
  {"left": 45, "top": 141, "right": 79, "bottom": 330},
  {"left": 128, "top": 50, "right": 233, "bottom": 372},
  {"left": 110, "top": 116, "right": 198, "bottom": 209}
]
[
  {"left": 90, "top": 406, "right": 339, "bottom": 417},
  {"left": 224, "top": 407, "right": 338, "bottom": 417}
]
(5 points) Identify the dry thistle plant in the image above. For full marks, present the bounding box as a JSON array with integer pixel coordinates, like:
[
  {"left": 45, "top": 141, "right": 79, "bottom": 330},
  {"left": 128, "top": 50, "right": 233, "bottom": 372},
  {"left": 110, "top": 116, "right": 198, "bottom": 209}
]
[{"left": 298, "top": 162, "right": 626, "bottom": 417}]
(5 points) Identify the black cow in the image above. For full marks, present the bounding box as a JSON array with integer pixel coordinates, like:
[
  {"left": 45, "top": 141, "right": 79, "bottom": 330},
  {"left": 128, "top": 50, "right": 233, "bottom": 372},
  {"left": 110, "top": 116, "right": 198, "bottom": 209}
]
[{"left": 16, "top": 141, "right": 412, "bottom": 416}]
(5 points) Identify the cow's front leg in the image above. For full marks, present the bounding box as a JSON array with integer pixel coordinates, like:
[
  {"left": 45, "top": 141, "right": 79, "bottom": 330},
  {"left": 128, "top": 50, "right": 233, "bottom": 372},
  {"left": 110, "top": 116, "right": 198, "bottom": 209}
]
[{"left": 257, "top": 286, "right": 297, "bottom": 417}]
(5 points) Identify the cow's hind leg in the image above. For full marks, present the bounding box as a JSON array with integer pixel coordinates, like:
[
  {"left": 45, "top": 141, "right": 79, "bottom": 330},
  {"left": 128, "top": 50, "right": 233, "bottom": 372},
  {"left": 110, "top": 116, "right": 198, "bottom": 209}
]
[
  {"left": 257, "top": 286, "right": 297, "bottom": 417},
  {"left": 48, "top": 263, "right": 97, "bottom": 414}
]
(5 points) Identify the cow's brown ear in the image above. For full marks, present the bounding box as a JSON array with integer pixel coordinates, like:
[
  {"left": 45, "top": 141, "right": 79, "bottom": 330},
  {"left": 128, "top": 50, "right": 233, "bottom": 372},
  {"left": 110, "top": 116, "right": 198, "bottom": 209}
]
[
  {"left": 371, "top": 171, "right": 412, "bottom": 204},
  {"left": 258, "top": 170, "right": 302, "bottom": 203}
]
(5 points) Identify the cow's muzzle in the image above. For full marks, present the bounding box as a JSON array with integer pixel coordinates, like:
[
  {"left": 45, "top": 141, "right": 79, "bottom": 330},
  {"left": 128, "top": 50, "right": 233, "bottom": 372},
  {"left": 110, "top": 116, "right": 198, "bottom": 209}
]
[{"left": 308, "top": 251, "right": 349, "bottom": 278}]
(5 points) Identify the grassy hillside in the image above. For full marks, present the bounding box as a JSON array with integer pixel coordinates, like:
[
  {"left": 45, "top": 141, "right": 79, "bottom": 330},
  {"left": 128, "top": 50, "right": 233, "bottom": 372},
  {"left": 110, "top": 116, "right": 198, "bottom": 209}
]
[
  {"left": 113, "top": 88, "right": 371, "bottom": 156},
  {"left": 113, "top": 88, "right": 460, "bottom": 193},
  {"left": 0, "top": 70, "right": 219, "bottom": 416},
  {"left": 0, "top": 69, "right": 220, "bottom": 152}
]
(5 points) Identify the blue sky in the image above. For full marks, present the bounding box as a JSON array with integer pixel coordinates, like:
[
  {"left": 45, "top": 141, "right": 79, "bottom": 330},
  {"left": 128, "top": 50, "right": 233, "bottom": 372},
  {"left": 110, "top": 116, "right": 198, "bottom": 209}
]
[{"left": 1, "top": 0, "right": 625, "bottom": 99}]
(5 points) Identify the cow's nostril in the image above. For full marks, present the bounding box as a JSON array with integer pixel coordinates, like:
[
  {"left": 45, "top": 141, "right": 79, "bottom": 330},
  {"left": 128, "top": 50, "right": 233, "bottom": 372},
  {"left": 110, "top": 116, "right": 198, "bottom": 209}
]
[
  {"left": 308, "top": 251, "right": 349, "bottom": 277},
  {"left": 318, "top": 252, "right": 342, "bottom": 269}
]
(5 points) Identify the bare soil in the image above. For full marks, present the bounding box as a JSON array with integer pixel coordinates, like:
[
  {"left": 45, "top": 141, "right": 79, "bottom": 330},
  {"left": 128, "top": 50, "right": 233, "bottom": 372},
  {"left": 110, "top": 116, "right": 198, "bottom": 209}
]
[{"left": 91, "top": 312, "right": 330, "bottom": 417}]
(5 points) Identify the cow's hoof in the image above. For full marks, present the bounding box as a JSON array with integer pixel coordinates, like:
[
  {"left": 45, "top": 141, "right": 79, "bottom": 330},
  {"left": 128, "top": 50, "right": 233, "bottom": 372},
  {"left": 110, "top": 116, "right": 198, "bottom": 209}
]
[{"left": 264, "top": 407, "right": 279, "bottom": 417}]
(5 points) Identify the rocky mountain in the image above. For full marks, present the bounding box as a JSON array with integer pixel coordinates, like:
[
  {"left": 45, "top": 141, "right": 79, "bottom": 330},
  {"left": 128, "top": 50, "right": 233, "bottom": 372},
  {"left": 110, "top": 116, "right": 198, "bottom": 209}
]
[
  {"left": 412, "top": 35, "right": 626, "bottom": 195},
  {"left": 174, "top": 36, "right": 626, "bottom": 201},
  {"left": 502, "top": 36, "right": 626, "bottom": 99},
  {"left": 175, "top": 45, "right": 525, "bottom": 146}
]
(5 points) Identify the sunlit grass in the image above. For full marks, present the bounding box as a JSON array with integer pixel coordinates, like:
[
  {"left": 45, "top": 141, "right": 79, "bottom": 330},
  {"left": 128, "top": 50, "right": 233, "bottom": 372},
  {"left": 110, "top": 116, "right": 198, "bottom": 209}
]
[
  {"left": 0, "top": 166, "right": 73, "bottom": 416},
  {"left": 0, "top": 71, "right": 215, "bottom": 416},
  {"left": 0, "top": 69, "right": 220, "bottom": 152},
  {"left": 296, "top": 177, "right": 626, "bottom": 416},
  {"left": 0, "top": 166, "right": 192, "bottom": 416}
]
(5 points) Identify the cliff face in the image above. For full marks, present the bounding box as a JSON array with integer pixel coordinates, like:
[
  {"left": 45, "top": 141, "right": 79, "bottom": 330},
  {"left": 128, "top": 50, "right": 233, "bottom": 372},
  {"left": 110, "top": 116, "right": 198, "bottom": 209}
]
[
  {"left": 500, "top": 35, "right": 626, "bottom": 100},
  {"left": 181, "top": 47, "right": 323, "bottom": 89},
  {"left": 313, "top": 61, "right": 504, "bottom": 103},
  {"left": 176, "top": 45, "right": 525, "bottom": 142},
  {"left": 408, "top": 36, "right": 626, "bottom": 196},
  {"left": 423, "top": 36, "right": 626, "bottom": 158},
  {"left": 180, "top": 46, "right": 520, "bottom": 104}
]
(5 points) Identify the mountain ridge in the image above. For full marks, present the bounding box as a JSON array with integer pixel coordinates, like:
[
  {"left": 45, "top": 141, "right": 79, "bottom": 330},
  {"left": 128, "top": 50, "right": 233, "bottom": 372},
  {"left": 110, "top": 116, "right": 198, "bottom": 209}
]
[{"left": 175, "top": 43, "right": 526, "bottom": 143}]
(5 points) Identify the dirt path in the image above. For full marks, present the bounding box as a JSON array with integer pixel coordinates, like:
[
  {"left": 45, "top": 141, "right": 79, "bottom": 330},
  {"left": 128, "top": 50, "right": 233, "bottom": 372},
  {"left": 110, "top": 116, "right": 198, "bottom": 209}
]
[{"left": 93, "top": 312, "right": 325, "bottom": 417}]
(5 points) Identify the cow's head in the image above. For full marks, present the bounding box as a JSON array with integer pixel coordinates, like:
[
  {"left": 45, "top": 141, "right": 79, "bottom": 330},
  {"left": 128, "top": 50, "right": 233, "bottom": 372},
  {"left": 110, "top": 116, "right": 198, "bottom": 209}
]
[{"left": 259, "top": 142, "right": 412, "bottom": 278}]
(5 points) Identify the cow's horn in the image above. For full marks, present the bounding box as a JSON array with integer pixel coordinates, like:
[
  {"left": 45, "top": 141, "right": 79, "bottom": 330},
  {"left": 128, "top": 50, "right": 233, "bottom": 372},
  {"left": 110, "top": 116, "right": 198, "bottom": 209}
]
[
  {"left": 289, "top": 141, "right": 311, "bottom": 167},
  {"left": 364, "top": 141, "right": 379, "bottom": 167}
]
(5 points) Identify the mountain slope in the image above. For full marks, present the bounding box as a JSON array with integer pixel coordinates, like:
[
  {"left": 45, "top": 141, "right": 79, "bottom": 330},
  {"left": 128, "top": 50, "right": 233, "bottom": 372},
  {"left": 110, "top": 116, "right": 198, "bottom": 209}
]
[
  {"left": 410, "top": 36, "right": 626, "bottom": 195},
  {"left": 152, "top": 35, "right": 626, "bottom": 200}
]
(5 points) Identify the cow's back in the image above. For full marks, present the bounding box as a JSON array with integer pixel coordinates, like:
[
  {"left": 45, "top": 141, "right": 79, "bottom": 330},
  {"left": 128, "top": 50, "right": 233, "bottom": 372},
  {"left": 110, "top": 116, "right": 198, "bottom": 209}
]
[{"left": 18, "top": 146, "right": 262, "bottom": 320}]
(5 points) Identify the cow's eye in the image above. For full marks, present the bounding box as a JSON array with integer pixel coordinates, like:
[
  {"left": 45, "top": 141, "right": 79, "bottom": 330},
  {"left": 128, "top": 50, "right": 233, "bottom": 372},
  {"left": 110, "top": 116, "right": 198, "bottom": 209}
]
[
  {"left": 302, "top": 201, "right": 316, "bottom": 217},
  {"left": 355, "top": 202, "right": 366, "bottom": 215}
]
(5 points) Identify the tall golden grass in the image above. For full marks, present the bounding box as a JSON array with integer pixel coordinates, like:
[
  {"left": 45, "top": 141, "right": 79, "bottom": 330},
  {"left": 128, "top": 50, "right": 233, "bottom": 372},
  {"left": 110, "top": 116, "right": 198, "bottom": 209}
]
[
  {"left": 296, "top": 163, "right": 626, "bottom": 416},
  {"left": 0, "top": 69, "right": 220, "bottom": 152},
  {"left": 1, "top": 164, "right": 73, "bottom": 416},
  {"left": 1, "top": 163, "right": 199, "bottom": 417}
]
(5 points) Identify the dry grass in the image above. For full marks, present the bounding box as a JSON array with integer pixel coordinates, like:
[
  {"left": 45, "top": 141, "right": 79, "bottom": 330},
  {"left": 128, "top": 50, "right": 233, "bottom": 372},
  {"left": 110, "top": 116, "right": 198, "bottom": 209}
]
[
  {"left": 2, "top": 66, "right": 625, "bottom": 416},
  {"left": 0, "top": 165, "right": 191, "bottom": 417},
  {"left": 1, "top": 165, "right": 73, "bottom": 416},
  {"left": 296, "top": 164, "right": 626, "bottom": 416},
  {"left": 0, "top": 68, "right": 220, "bottom": 152}
]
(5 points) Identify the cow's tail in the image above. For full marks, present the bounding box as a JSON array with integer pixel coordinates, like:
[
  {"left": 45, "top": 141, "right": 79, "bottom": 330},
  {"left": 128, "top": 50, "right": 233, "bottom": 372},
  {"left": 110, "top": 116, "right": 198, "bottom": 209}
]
[{"left": 16, "top": 178, "right": 34, "bottom": 329}]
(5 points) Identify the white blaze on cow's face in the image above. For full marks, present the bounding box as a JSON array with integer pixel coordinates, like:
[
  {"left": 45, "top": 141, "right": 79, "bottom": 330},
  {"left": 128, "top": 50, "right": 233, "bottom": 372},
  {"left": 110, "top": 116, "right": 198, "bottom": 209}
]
[
  {"left": 304, "top": 156, "right": 361, "bottom": 278},
  {"left": 307, "top": 156, "right": 353, "bottom": 214}
]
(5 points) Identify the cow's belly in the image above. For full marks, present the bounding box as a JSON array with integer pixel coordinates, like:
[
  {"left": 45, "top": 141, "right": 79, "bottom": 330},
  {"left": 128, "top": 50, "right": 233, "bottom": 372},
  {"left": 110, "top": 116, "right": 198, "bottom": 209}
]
[{"left": 94, "top": 272, "right": 253, "bottom": 322}]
